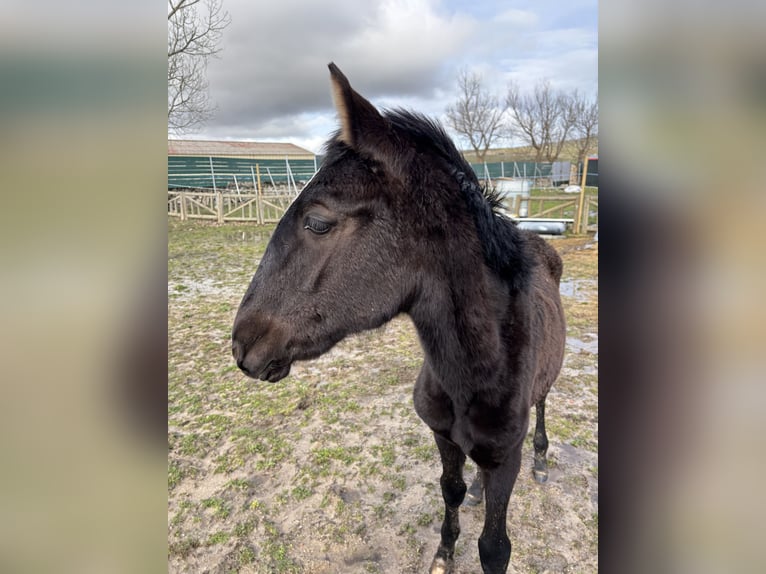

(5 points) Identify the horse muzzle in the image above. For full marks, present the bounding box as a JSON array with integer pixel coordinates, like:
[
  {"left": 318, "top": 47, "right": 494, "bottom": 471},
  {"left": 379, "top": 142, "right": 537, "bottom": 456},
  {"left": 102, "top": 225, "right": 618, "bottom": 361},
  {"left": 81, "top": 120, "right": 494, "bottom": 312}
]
[{"left": 231, "top": 315, "right": 292, "bottom": 382}]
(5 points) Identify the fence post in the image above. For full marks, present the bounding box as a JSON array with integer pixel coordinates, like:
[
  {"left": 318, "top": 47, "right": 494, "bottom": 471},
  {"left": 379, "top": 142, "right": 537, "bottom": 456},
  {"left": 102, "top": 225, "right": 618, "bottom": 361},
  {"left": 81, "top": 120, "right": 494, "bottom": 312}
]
[
  {"left": 179, "top": 192, "right": 187, "bottom": 221},
  {"left": 256, "top": 164, "right": 264, "bottom": 225},
  {"left": 250, "top": 163, "right": 261, "bottom": 223},
  {"left": 575, "top": 156, "right": 589, "bottom": 234},
  {"left": 216, "top": 190, "right": 223, "bottom": 223}
]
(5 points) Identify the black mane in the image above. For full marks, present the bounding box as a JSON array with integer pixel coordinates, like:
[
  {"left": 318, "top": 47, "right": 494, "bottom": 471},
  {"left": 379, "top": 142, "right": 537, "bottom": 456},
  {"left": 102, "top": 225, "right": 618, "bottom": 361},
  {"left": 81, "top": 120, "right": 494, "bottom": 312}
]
[{"left": 384, "top": 109, "right": 533, "bottom": 292}]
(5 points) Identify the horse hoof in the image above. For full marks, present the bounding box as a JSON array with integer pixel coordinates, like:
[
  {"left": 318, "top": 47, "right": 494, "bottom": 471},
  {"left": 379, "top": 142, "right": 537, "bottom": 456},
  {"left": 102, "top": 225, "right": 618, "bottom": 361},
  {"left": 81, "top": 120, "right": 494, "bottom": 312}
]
[
  {"left": 533, "top": 469, "right": 549, "bottom": 484},
  {"left": 429, "top": 556, "right": 454, "bottom": 574},
  {"left": 463, "top": 491, "right": 482, "bottom": 506}
]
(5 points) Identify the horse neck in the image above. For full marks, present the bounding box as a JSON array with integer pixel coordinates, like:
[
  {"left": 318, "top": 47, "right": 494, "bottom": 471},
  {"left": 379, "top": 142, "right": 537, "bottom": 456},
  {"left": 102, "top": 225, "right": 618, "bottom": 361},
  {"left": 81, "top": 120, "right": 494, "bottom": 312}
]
[{"left": 407, "top": 257, "right": 509, "bottom": 400}]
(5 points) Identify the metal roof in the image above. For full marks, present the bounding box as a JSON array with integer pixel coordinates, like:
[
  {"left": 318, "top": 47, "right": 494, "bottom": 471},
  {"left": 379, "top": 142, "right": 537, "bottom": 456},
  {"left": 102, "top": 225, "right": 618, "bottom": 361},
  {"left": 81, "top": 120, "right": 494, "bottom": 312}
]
[{"left": 168, "top": 139, "right": 314, "bottom": 158}]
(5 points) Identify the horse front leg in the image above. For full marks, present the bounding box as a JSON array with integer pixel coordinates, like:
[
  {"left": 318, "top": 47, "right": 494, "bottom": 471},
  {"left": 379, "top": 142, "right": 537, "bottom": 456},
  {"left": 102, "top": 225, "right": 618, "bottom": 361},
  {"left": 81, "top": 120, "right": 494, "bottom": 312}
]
[
  {"left": 464, "top": 469, "right": 483, "bottom": 506},
  {"left": 533, "top": 398, "right": 550, "bottom": 483},
  {"left": 429, "top": 433, "right": 467, "bottom": 574},
  {"left": 478, "top": 446, "right": 523, "bottom": 574}
]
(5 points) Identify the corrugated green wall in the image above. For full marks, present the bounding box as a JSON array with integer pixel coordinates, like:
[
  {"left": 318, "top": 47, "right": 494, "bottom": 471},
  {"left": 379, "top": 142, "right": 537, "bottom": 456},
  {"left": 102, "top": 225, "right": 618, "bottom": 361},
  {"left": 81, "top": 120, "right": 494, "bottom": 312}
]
[
  {"left": 469, "top": 161, "right": 555, "bottom": 180},
  {"left": 168, "top": 156, "right": 317, "bottom": 189},
  {"left": 168, "top": 156, "right": 596, "bottom": 190}
]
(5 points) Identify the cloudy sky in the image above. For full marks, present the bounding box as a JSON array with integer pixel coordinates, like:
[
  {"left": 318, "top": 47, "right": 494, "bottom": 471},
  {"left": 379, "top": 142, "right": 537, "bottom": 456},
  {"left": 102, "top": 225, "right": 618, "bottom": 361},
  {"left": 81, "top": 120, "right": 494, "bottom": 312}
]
[{"left": 196, "top": 0, "right": 598, "bottom": 153}]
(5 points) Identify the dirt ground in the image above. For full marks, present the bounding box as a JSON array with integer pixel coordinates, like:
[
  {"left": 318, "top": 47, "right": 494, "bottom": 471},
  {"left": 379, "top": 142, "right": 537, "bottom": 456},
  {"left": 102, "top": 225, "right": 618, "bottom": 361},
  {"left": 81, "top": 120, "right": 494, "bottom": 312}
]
[{"left": 168, "top": 219, "right": 598, "bottom": 573}]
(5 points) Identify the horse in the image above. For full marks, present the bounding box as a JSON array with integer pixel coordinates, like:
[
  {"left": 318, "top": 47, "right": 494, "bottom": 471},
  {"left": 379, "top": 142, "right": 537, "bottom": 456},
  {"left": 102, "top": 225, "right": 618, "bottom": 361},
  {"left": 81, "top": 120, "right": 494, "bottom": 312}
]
[{"left": 232, "top": 63, "right": 566, "bottom": 574}]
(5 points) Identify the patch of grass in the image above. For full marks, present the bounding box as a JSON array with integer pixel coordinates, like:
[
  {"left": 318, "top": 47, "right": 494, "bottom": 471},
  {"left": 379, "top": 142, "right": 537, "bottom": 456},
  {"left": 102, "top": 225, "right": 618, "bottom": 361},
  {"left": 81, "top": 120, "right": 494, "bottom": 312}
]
[
  {"left": 416, "top": 512, "right": 434, "bottom": 527},
  {"left": 388, "top": 474, "right": 407, "bottom": 491},
  {"left": 221, "top": 427, "right": 294, "bottom": 472},
  {"left": 168, "top": 463, "right": 183, "bottom": 490},
  {"left": 214, "top": 451, "right": 245, "bottom": 474},
  {"left": 373, "top": 502, "right": 392, "bottom": 519},
  {"left": 237, "top": 545, "right": 257, "bottom": 566},
  {"left": 201, "top": 497, "right": 230, "bottom": 519},
  {"left": 292, "top": 485, "right": 313, "bottom": 501},
  {"left": 570, "top": 435, "right": 592, "bottom": 449},
  {"left": 262, "top": 521, "right": 299, "bottom": 573},
  {"left": 170, "top": 510, "right": 187, "bottom": 528},
  {"left": 564, "top": 300, "right": 598, "bottom": 335},
  {"left": 312, "top": 445, "right": 360, "bottom": 471},
  {"left": 411, "top": 443, "right": 436, "bottom": 462},
  {"left": 398, "top": 521, "right": 422, "bottom": 551},
  {"left": 206, "top": 530, "right": 231, "bottom": 545},
  {"left": 198, "top": 413, "right": 232, "bottom": 439},
  {"left": 546, "top": 415, "right": 596, "bottom": 452},
  {"left": 558, "top": 240, "right": 598, "bottom": 280},
  {"left": 371, "top": 443, "right": 396, "bottom": 466},
  {"left": 170, "top": 500, "right": 195, "bottom": 528},
  {"left": 179, "top": 433, "right": 203, "bottom": 456},
  {"left": 225, "top": 478, "right": 251, "bottom": 491},
  {"left": 169, "top": 536, "right": 200, "bottom": 557},
  {"left": 233, "top": 518, "right": 256, "bottom": 538},
  {"left": 230, "top": 426, "right": 258, "bottom": 441}
]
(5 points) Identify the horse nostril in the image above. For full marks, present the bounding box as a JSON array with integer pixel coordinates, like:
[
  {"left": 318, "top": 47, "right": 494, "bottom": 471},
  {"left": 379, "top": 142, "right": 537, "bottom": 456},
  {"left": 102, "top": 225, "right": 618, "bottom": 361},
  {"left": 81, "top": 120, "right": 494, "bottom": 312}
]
[
  {"left": 232, "top": 340, "right": 245, "bottom": 363},
  {"left": 232, "top": 342, "right": 250, "bottom": 374}
]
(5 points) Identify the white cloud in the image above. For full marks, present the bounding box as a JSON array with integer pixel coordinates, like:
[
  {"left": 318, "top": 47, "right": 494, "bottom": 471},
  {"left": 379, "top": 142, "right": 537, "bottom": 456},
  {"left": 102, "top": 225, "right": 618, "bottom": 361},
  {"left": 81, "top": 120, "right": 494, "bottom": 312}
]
[
  {"left": 500, "top": 27, "right": 598, "bottom": 95},
  {"left": 189, "top": 0, "right": 597, "bottom": 145},
  {"left": 496, "top": 8, "right": 538, "bottom": 28}
]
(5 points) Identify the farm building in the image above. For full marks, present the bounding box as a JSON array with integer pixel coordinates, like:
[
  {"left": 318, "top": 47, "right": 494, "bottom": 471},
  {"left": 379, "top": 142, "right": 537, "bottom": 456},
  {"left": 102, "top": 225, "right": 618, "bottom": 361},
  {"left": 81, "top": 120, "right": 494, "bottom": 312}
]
[
  {"left": 168, "top": 139, "right": 317, "bottom": 191},
  {"left": 583, "top": 156, "right": 598, "bottom": 187}
]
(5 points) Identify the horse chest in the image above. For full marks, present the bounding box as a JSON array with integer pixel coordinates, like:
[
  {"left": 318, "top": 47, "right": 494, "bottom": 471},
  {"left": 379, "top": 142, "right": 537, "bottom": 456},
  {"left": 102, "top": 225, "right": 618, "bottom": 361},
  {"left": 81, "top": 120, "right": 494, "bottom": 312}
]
[
  {"left": 454, "top": 407, "right": 518, "bottom": 468},
  {"left": 414, "top": 387, "right": 511, "bottom": 467},
  {"left": 448, "top": 415, "right": 477, "bottom": 455}
]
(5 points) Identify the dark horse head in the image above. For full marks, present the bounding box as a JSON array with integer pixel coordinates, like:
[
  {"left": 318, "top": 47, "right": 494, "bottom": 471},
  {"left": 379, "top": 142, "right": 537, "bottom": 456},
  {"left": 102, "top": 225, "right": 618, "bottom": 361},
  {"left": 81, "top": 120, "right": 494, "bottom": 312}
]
[{"left": 232, "top": 63, "right": 530, "bottom": 382}]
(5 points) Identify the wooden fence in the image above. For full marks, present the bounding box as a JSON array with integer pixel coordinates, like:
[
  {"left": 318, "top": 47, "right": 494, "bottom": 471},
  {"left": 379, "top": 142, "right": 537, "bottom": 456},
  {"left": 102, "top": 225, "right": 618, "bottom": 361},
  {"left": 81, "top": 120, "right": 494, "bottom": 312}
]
[
  {"left": 168, "top": 191, "right": 295, "bottom": 224},
  {"left": 168, "top": 190, "right": 598, "bottom": 233},
  {"left": 580, "top": 195, "right": 598, "bottom": 234},
  {"left": 505, "top": 193, "right": 598, "bottom": 234}
]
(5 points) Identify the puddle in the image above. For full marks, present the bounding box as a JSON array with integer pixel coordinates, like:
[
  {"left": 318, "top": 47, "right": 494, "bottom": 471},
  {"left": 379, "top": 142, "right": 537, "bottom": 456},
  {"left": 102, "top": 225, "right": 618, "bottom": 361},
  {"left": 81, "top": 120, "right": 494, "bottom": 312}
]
[
  {"left": 559, "top": 278, "right": 597, "bottom": 301},
  {"left": 566, "top": 333, "right": 598, "bottom": 354}
]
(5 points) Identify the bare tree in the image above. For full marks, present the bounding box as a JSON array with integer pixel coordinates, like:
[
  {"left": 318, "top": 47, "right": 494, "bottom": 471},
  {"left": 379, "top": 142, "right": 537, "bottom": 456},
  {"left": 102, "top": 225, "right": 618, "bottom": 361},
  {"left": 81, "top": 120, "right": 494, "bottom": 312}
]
[
  {"left": 168, "top": 0, "right": 231, "bottom": 134},
  {"left": 506, "top": 80, "right": 583, "bottom": 163},
  {"left": 571, "top": 96, "right": 598, "bottom": 166},
  {"left": 446, "top": 70, "right": 506, "bottom": 163}
]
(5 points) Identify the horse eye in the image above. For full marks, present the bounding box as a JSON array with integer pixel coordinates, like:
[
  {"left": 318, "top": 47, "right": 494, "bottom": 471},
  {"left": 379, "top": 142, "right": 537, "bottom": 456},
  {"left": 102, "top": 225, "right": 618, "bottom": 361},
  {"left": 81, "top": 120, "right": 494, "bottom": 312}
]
[{"left": 304, "top": 216, "right": 332, "bottom": 235}]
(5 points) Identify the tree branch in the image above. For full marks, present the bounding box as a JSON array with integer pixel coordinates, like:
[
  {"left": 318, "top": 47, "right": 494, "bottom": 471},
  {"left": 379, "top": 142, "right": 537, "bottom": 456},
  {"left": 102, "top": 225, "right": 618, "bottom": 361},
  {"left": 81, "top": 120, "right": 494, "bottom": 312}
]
[{"left": 168, "top": 0, "right": 230, "bottom": 134}]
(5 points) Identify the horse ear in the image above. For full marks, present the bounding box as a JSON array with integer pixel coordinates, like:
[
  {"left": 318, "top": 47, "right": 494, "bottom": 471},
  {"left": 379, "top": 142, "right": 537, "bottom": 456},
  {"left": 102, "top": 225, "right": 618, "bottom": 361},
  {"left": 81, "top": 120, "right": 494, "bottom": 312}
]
[{"left": 328, "top": 63, "right": 394, "bottom": 157}]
